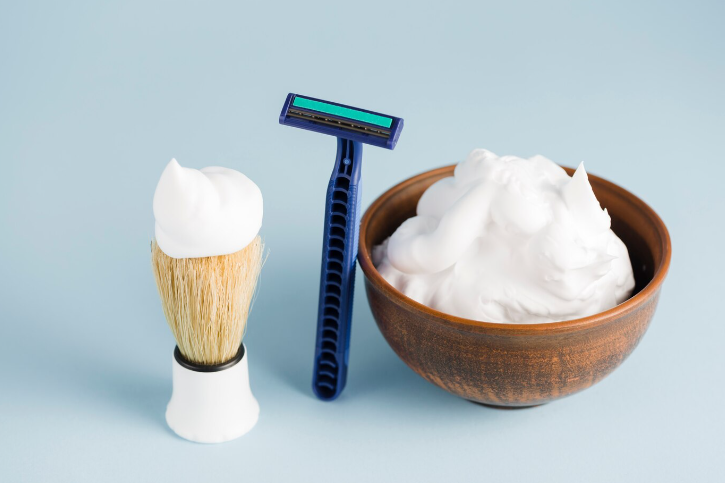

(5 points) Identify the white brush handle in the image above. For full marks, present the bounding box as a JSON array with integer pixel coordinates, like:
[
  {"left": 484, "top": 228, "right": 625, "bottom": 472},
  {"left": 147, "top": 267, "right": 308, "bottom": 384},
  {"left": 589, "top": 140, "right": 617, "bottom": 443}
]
[{"left": 166, "top": 344, "right": 259, "bottom": 443}]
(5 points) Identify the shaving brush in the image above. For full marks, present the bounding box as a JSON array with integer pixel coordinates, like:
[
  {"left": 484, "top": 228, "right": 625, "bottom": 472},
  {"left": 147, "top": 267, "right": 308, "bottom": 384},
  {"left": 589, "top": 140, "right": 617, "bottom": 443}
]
[
  {"left": 151, "top": 158, "right": 264, "bottom": 443},
  {"left": 151, "top": 237, "right": 263, "bottom": 443}
]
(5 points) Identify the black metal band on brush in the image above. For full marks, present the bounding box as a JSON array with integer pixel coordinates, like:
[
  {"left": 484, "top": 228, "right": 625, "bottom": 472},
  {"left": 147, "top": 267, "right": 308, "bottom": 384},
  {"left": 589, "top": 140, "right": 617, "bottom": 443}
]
[{"left": 173, "top": 345, "right": 245, "bottom": 373}]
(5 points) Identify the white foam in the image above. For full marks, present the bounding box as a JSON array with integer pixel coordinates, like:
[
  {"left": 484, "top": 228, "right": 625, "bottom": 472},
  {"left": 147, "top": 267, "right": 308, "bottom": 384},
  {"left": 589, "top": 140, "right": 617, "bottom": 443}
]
[
  {"left": 153, "top": 159, "right": 263, "bottom": 259},
  {"left": 374, "top": 149, "right": 635, "bottom": 323}
]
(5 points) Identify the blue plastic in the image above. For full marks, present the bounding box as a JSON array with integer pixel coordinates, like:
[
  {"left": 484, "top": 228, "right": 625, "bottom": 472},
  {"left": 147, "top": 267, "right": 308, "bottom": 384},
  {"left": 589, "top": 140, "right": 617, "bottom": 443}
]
[
  {"left": 311, "top": 138, "right": 362, "bottom": 400},
  {"left": 280, "top": 93, "right": 403, "bottom": 401}
]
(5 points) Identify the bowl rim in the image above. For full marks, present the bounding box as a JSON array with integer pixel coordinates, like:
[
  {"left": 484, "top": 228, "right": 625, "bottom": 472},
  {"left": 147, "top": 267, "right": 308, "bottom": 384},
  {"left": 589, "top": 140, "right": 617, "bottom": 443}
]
[{"left": 358, "top": 164, "right": 672, "bottom": 334}]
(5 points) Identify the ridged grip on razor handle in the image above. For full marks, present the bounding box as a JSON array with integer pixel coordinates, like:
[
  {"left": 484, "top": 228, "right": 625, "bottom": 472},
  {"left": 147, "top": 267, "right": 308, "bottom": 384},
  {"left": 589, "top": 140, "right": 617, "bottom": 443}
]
[{"left": 312, "top": 138, "right": 363, "bottom": 401}]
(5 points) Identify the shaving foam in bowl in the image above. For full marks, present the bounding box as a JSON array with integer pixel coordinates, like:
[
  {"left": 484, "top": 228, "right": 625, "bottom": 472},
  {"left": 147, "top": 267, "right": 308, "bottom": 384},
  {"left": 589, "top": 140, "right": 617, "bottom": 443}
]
[
  {"left": 373, "top": 149, "right": 635, "bottom": 324},
  {"left": 153, "top": 159, "right": 263, "bottom": 259},
  {"left": 358, "top": 160, "right": 671, "bottom": 407}
]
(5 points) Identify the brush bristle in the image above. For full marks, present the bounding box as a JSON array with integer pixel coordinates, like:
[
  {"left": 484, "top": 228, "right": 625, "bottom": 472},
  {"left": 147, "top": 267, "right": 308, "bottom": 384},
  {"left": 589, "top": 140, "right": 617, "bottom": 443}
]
[{"left": 151, "top": 236, "right": 263, "bottom": 365}]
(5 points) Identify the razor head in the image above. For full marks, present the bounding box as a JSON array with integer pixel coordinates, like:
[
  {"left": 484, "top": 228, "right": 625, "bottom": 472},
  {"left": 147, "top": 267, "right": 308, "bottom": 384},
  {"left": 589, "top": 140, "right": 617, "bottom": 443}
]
[{"left": 279, "top": 93, "right": 403, "bottom": 150}]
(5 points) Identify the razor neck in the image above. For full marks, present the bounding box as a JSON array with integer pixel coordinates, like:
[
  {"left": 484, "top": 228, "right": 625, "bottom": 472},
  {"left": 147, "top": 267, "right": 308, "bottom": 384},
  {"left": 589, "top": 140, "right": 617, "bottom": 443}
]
[{"left": 331, "top": 138, "right": 363, "bottom": 186}]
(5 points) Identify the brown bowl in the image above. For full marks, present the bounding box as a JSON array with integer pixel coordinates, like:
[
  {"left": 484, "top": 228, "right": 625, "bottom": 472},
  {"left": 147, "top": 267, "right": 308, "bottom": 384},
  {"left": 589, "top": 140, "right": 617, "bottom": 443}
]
[{"left": 358, "top": 165, "right": 671, "bottom": 407}]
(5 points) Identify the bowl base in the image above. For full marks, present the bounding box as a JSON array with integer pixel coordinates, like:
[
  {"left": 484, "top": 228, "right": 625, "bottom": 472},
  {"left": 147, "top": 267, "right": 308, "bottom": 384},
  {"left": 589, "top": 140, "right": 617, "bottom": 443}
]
[{"left": 471, "top": 401, "right": 545, "bottom": 410}]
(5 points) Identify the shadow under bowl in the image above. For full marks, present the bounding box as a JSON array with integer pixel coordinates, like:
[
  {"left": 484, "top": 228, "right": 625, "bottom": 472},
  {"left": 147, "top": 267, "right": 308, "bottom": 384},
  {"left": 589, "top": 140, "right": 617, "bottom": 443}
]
[{"left": 358, "top": 165, "right": 671, "bottom": 407}]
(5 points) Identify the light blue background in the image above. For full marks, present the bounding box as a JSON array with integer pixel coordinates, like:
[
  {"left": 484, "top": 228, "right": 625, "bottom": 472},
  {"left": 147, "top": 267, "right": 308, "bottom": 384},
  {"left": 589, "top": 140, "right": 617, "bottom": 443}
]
[{"left": 1, "top": 1, "right": 723, "bottom": 481}]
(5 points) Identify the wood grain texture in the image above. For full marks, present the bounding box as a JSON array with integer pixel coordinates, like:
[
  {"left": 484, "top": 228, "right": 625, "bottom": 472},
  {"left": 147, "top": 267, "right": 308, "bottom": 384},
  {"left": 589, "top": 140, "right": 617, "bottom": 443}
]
[{"left": 358, "top": 165, "right": 672, "bottom": 407}]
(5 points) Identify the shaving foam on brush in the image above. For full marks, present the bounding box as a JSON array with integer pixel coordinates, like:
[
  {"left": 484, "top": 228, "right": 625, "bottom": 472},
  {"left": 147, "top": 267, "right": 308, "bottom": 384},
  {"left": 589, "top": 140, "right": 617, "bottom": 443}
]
[{"left": 151, "top": 159, "right": 263, "bottom": 443}]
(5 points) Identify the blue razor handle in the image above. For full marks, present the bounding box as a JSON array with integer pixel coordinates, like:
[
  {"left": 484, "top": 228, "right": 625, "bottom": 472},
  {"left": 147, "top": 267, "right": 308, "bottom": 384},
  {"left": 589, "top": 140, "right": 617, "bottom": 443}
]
[
  {"left": 313, "top": 138, "right": 362, "bottom": 400},
  {"left": 279, "top": 93, "right": 403, "bottom": 400}
]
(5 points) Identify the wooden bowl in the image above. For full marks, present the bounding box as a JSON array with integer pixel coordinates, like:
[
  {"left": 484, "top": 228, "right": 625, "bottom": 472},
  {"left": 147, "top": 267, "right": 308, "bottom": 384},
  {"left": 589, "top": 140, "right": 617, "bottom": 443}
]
[{"left": 358, "top": 165, "right": 671, "bottom": 407}]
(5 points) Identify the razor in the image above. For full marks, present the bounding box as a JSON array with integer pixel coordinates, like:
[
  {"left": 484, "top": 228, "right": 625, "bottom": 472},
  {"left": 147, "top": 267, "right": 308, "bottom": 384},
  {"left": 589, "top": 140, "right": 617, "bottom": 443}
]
[{"left": 280, "top": 93, "right": 404, "bottom": 400}]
